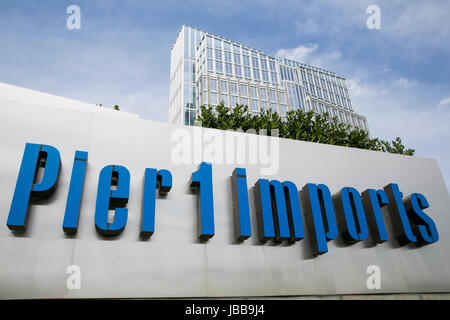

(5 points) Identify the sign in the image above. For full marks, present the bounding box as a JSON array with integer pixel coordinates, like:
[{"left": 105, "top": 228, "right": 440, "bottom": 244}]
[{"left": 1, "top": 100, "right": 449, "bottom": 298}]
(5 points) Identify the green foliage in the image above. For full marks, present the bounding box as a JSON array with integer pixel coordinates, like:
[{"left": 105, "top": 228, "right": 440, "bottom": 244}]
[
  {"left": 114, "top": 105, "right": 120, "bottom": 111},
  {"left": 197, "top": 102, "right": 414, "bottom": 156}
]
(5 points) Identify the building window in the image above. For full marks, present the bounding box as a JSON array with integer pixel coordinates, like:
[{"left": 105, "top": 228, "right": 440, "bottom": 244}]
[
  {"left": 225, "top": 63, "right": 233, "bottom": 75},
  {"left": 244, "top": 67, "right": 251, "bottom": 79},
  {"left": 210, "top": 78, "right": 217, "bottom": 91},
  {"left": 224, "top": 51, "right": 232, "bottom": 63},
  {"left": 250, "top": 86, "right": 258, "bottom": 99},
  {"left": 251, "top": 57, "right": 259, "bottom": 68},
  {"left": 230, "top": 82, "right": 238, "bottom": 95},
  {"left": 215, "top": 61, "right": 223, "bottom": 73},
  {"left": 260, "top": 59, "right": 268, "bottom": 70},
  {"left": 259, "top": 88, "right": 268, "bottom": 100},
  {"left": 253, "top": 69, "right": 260, "bottom": 81},
  {"left": 262, "top": 71, "right": 269, "bottom": 82},
  {"left": 251, "top": 99, "right": 259, "bottom": 111},
  {"left": 234, "top": 65, "right": 242, "bottom": 78},
  {"left": 210, "top": 92, "right": 218, "bottom": 105},
  {"left": 271, "top": 72, "right": 278, "bottom": 84},
  {"left": 269, "top": 89, "right": 277, "bottom": 102},
  {"left": 220, "top": 80, "right": 228, "bottom": 93},
  {"left": 242, "top": 55, "right": 250, "bottom": 66},
  {"left": 207, "top": 59, "right": 213, "bottom": 72},
  {"left": 241, "top": 97, "right": 249, "bottom": 106},
  {"left": 206, "top": 35, "right": 213, "bottom": 47},
  {"left": 269, "top": 60, "right": 277, "bottom": 72},
  {"left": 215, "top": 49, "right": 222, "bottom": 60},
  {"left": 214, "top": 38, "right": 222, "bottom": 48},
  {"left": 240, "top": 84, "right": 248, "bottom": 97},
  {"left": 231, "top": 95, "right": 238, "bottom": 107},
  {"left": 220, "top": 94, "right": 228, "bottom": 106},
  {"left": 233, "top": 53, "right": 241, "bottom": 64},
  {"left": 261, "top": 101, "right": 268, "bottom": 111},
  {"left": 207, "top": 47, "right": 213, "bottom": 59},
  {"left": 278, "top": 91, "right": 286, "bottom": 104}
]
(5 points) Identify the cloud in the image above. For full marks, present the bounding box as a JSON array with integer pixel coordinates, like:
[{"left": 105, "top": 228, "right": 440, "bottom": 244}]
[
  {"left": 274, "top": 44, "right": 342, "bottom": 70},
  {"left": 438, "top": 97, "right": 450, "bottom": 107},
  {"left": 393, "top": 77, "right": 416, "bottom": 88},
  {"left": 275, "top": 44, "right": 318, "bottom": 62}
]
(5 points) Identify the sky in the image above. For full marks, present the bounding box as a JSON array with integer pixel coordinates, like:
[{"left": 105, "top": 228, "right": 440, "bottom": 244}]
[{"left": 0, "top": 0, "right": 449, "bottom": 189}]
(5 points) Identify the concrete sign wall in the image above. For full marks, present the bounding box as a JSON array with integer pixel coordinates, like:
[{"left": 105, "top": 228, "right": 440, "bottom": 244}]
[{"left": 0, "top": 87, "right": 449, "bottom": 298}]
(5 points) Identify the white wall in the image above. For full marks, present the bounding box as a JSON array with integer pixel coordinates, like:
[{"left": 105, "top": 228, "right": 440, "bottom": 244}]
[{"left": 0, "top": 86, "right": 449, "bottom": 299}]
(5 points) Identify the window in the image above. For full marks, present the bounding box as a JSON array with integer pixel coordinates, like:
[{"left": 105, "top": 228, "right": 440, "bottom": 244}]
[
  {"left": 206, "top": 47, "right": 213, "bottom": 59},
  {"left": 309, "top": 84, "right": 316, "bottom": 96},
  {"left": 250, "top": 86, "right": 258, "bottom": 99},
  {"left": 202, "top": 77, "right": 207, "bottom": 90},
  {"left": 242, "top": 55, "right": 250, "bottom": 66},
  {"left": 220, "top": 94, "right": 228, "bottom": 106},
  {"left": 278, "top": 91, "right": 286, "bottom": 103},
  {"left": 262, "top": 71, "right": 269, "bottom": 82},
  {"left": 240, "top": 84, "right": 248, "bottom": 97},
  {"left": 207, "top": 59, "right": 213, "bottom": 72},
  {"left": 241, "top": 97, "right": 249, "bottom": 106},
  {"left": 253, "top": 69, "right": 260, "bottom": 81},
  {"left": 260, "top": 59, "right": 268, "bottom": 70},
  {"left": 259, "top": 88, "right": 267, "bottom": 100},
  {"left": 269, "top": 60, "right": 277, "bottom": 72},
  {"left": 272, "top": 102, "right": 278, "bottom": 112},
  {"left": 251, "top": 57, "right": 259, "bottom": 68},
  {"left": 233, "top": 45, "right": 240, "bottom": 53},
  {"left": 220, "top": 80, "right": 228, "bottom": 93},
  {"left": 224, "top": 51, "right": 232, "bottom": 62},
  {"left": 234, "top": 65, "right": 242, "bottom": 78},
  {"left": 233, "top": 53, "right": 241, "bottom": 64},
  {"left": 230, "top": 95, "right": 238, "bottom": 107},
  {"left": 215, "top": 61, "right": 223, "bottom": 73},
  {"left": 215, "top": 49, "right": 222, "bottom": 60},
  {"left": 214, "top": 38, "right": 222, "bottom": 48},
  {"left": 244, "top": 67, "right": 251, "bottom": 79},
  {"left": 269, "top": 89, "right": 277, "bottom": 102},
  {"left": 251, "top": 99, "right": 259, "bottom": 111},
  {"left": 230, "top": 82, "right": 238, "bottom": 95},
  {"left": 312, "top": 101, "right": 318, "bottom": 112},
  {"left": 280, "top": 104, "right": 287, "bottom": 115},
  {"left": 271, "top": 72, "right": 278, "bottom": 83},
  {"left": 261, "top": 101, "right": 268, "bottom": 111},
  {"left": 206, "top": 35, "right": 212, "bottom": 47},
  {"left": 210, "top": 78, "right": 217, "bottom": 91},
  {"left": 224, "top": 42, "right": 231, "bottom": 51},
  {"left": 301, "top": 71, "right": 307, "bottom": 81},
  {"left": 210, "top": 92, "right": 218, "bottom": 105},
  {"left": 225, "top": 63, "right": 233, "bottom": 75}
]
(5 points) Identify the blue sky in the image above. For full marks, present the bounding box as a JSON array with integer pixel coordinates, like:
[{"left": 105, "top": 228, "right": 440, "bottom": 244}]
[{"left": 0, "top": 0, "right": 449, "bottom": 189}]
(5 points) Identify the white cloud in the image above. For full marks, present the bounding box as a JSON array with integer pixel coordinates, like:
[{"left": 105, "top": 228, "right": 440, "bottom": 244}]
[
  {"left": 438, "top": 97, "right": 450, "bottom": 107},
  {"left": 274, "top": 44, "right": 342, "bottom": 70},
  {"left": 393, "top": 77, "right": 416, "bottom": 88},
  {"left": 275, "top": 44, "right": 318, "bottom": 62}
]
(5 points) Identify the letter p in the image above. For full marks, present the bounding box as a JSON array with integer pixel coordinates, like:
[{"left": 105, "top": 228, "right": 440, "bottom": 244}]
[{"left": 7, "top": 143, "right": 61, "bottom": 231}]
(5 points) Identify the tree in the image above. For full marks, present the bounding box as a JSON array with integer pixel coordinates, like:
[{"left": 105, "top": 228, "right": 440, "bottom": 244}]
[
  {"left": 114, "top": 105, "right": 120, "bottom": 111},
  {"left": 196, "top": 103, "right": 414, "bottom": 156}
]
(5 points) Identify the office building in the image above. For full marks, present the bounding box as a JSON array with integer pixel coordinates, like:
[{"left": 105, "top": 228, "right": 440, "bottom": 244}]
[{"left": 169, "top": 25, "right": 369, "bottom": 133}]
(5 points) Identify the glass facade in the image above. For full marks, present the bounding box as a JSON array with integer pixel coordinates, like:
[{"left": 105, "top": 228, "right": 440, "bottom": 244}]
[{"left": 169, "top": 25, "right": 369, "bottom": 133}]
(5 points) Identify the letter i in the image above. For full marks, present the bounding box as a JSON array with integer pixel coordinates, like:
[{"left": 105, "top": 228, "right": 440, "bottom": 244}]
[
  {"left": 62, "top": 151, "right": 88, "bottom": 234},
  {"left": 231, "top": 168, "right": 251, "bottom": 240}
]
